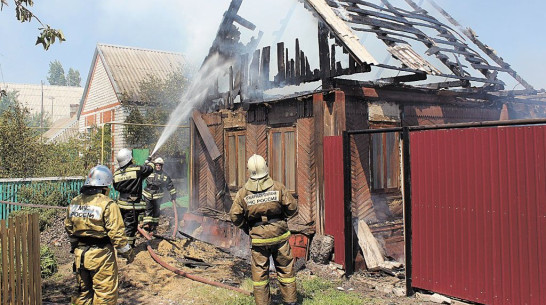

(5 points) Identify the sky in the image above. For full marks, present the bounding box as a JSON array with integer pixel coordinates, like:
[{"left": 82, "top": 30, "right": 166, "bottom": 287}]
[{"left": 0, "top": 0, "right": 545, "bottom": 90}]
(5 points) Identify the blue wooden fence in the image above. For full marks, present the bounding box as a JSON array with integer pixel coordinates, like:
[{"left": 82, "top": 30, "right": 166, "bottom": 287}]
[{"left": 0, "top": 177, "right": 85, "bottom": 220}]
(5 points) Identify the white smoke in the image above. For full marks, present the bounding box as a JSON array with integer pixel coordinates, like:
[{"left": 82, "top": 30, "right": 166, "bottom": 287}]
[{"left": 152, "top": 53, "right": 234, "bottom": 155}]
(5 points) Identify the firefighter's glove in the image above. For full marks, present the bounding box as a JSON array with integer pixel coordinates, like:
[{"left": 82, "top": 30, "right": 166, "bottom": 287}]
[
  {"left": 144, "top": 155, "right": 153, "bottom": 165},
  {"left": 118, "top": 246, "right": 135, "bottom": 263}
]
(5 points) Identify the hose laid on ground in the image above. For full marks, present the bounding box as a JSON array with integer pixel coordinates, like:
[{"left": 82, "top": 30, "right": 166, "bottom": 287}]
[{"left": 137, "top": 218, "right": 251, "bottom": 296}]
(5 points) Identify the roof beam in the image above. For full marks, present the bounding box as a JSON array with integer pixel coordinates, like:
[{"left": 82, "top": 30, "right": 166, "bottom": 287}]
[{"left": 427, "top": 0, "right": 534, "bottom": 90}]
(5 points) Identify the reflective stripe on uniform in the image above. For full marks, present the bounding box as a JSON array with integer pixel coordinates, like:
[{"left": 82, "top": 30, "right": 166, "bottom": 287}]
[
  {"left": 113, "top": 168, "right": 139, "bottom": 183},
  {"left": 253, "top": 279, "right": 269, "bottom": 287},
  {"left": 117, "top": 201, "right": 146, "bottom": 210},
  {"left": 169, "top": 189, "right": 176, "bottom": 195},
  {"left": 251, "top": 231, "right": 291, "bottom": 246},
  {"left": 278, "top": 276, "right": 296, "bottom": 284},
  {"left": 142, "top": 190, "right": 164, "bottom": 200}
]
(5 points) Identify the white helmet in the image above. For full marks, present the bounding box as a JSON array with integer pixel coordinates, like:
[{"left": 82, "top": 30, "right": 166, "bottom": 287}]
[
  {"left": 83, "top": 165, "right": 113, "bottom": 187},
  {"left": 153, "top": 157, "right": 164, "bottom": 165},
  {"left": 116, "top": 148, "right": 132, "bottom": 167},
  {"left": 247, "top": 154, "right": 268, "bottom": 179}
]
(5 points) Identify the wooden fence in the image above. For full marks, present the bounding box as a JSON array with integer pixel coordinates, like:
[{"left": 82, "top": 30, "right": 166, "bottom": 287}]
[
  {"left": 0, "top": 177, "right": 84, "bottom": 220},
  {"left": 0, "top": 213, "right": 42, "bottom": 305}
]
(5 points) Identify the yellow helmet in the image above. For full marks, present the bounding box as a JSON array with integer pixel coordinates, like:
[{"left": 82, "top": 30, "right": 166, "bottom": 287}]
[
  {"left": 247, "top": 154, "right": 268, "bottom": 179},
  {"left": 153, "top": 157, "right": 164, "bottom": 165}
]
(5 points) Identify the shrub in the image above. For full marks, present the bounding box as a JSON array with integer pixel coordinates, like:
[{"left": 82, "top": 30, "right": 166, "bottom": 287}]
[{"left": 40, "top": 245, "right": 58, "bottom": 278}]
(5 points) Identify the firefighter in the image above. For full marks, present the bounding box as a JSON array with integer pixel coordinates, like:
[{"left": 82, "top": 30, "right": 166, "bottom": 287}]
[
  {"left": 230, "top": 154, "right": 298, "bottom": 305},
  {"left": 65, "top": 165, "right": 134, "bottom": 305},
  {"left": 113, "top": 148, "right": 153, "bottom": 246},
  {"left": 142, "top": 157, "right": 177, "bottom": 232}
]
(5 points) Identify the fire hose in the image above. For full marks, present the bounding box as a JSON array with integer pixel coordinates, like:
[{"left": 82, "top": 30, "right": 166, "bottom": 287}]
[{"left": 136, "top": 202, "right": 252, "bottom": 296}]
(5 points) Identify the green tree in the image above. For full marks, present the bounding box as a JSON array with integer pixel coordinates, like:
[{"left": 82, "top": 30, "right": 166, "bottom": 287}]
[
  {"left": 0, "top": 103, "right": 45, "bottom": 177},
  {"left": 0, "top": 0, "right": 65, "bottom": 50},
  {"left": 124, "top": 71, "right": 189, "bottom": 156},
  {"left": 47, "top": 60, "right": 66, "bottom": 86},
  {"left": 0, "top": 89, "right": 18, "bottom": 114},
  {"left": 67, "top": 68, "right": 81, "bottom": 87}
]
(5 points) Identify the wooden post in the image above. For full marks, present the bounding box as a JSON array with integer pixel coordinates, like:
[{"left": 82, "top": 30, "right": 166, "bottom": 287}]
[
  {"left": 1, "top": 219, "right": 8, "bottom": 302},
  {"left": 276, "top": 42, "right": 286, "bottom": 83},
  {"left": 313, "top": 93, "right": 325, "bottom": 234},
  {"left": 318, "top": 21, "right": 332, "bottom": 89},
  {"left": 295, "top": 38, "right": 301, "bottom": 78},
  {"left": 239, "top": 54, "right": 249, "bottom": 102},
  {"left": 250, "top": 49, "right": 261, "bottom": 93},
  {"left": 261, "top": 46, "right": 270, "bottom": 89}
]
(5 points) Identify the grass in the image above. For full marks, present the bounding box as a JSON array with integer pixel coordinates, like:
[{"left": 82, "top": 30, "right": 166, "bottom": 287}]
[{"left": 192, "top": 276, "right": 367, "bottom": 305}]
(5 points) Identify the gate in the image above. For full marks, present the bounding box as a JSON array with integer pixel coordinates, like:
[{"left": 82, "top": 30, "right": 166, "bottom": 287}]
[
  {"left": 335, "top": 119, "right": 546, "bottom": 304},
  {"left": 410, "top": 124, "right": 545, "bottom": 305}
]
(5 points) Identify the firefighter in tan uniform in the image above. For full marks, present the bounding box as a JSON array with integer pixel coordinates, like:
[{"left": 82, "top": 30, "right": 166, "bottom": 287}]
[
  {"left": 113, "top": 148, "right": 153, "bottom": 246},
  {"left": 142, "top": 157, "right": 177, "bottom": 232},
  {"left": 230, "top": 154, "right": 298, "bottom": 305},
  {"left": 65, "top": 165, "right": 134, "bottom": 305}
]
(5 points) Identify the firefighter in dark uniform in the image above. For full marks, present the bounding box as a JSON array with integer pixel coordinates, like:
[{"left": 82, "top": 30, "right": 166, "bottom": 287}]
[
  {"left": 113, "top": 148, "right": 153, "bottom": 246},
  {"left": 142, "top": 157, "right": 177, "bottom": 232},
  {"left": 230, "top": 154, "right": 298, "bottom": 305},
  {"left": 65, "top": 165, "right": 134, "bottom": 305}
]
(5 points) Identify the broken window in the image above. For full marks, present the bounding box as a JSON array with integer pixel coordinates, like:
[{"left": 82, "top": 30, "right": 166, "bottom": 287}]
[
  {"left": 269, "top": 128, "right": 296, "bottom": 192},
  {"left": 370, "top": 126, "right": 400, "bottom": 192},
  {"left": 226, "top": 131, "right": 246, "bottom": 190}
]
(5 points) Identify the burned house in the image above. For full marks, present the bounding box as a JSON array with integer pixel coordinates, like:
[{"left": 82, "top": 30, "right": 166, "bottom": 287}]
[{"left": 182, "top": 0, "right": 545, "bottom": 290}]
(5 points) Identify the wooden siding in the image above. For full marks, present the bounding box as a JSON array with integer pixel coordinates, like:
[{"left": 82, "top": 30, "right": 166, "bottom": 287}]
[
  {"left": 196, "top": 113, "right": 225, "bottom": 212},
  {"left": 346, "top": 100, "right": 377, "bottom": 221},
  {"left": 246, "top": 122, "right": 268, "bottom": 161},
  {"left": 296, "top": 117, "right": 316, "bottom": 227},
  {"left": 79, "top": 57, "right": 120, "bottom": 124}
]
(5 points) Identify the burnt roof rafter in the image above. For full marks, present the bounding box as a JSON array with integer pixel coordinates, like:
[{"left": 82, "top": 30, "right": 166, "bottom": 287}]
[{"left": 427, "top": 0, "right": 534, "bottom": 90}]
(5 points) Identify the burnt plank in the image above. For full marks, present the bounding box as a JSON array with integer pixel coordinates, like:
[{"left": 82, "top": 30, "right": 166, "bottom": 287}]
[
  {"left": 318, "top": 21, "right": 332, "bottom": 89},
  {"left": 300, "top": 50, "right": 306, "bottom": 81},
  {"left": 239, "top": 54, "right": 249, "bottom": 101},
  {"left": 331, "top": 44, "right": 336, "bottom": 72},
  {"left": 295, "top": 38, "right": 301, "bottom": 78},
  {"left": 276, "top": 42, "right": 286, "bottom": 83},
  {"left": 261, "top": 46, "right": 271, "bottom": 89},
  {"left": 192, "top": 110, "right": 221, "bottom": 161},
  {"left": 233, "top": 14, "right": 256, "bottom": 30},
  {"left": 249, "top": 49, "right": 261, "bottom": 91}
]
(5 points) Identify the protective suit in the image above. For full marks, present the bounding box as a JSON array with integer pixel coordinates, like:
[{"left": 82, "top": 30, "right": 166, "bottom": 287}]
[
  {"left": 65, "top": 165, "right": 133, "bottom": 305},
  {"left": 230, "top": 154, "right": 298, "bottom": 305},
  {"left": 113, "top": 148, "right": 153, "bottom": 245},
  {"left": 142, "top": 157, "right": 177, "bottom": 231}
]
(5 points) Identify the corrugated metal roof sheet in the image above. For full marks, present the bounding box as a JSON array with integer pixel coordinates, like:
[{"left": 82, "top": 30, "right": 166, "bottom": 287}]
[
  {"left": 97, "top": 43, "right": 186, "bottom": 101},
  {"left": 1, "top": 83, "right": 83, "bottom": 122}
]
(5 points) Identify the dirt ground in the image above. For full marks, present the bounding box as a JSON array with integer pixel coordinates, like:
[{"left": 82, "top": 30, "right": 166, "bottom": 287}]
[{"left": 41, "top": 209, "right": 437, "bottom": 305}]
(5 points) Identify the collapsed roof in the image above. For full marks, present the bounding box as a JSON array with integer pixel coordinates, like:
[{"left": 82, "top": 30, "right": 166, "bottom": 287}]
[{"left": 202, "top": 0, "right": 536, "bottom": 104}]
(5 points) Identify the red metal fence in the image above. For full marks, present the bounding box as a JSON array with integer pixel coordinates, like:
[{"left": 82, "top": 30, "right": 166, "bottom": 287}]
[
  {"left": 323, "top": 136, "right": 348, "bottom": 268},
  {"left": 411, "top": 125, "right": 546, "bottom": 305}
]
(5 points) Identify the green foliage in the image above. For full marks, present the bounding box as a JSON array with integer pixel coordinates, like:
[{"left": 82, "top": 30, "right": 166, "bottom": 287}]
[
  {"left": 124, "top": 71, "right": 189, "bottom": 157},
  {"left": 40, "top": 245, "right": 58, "bottom": 278},
  {"left": 47, "top": 60, "right": 66, "bottom": 86},
  {"left": 0, "top": 89, "right": 18, "bottom": 114},
  {"left": 0, "top": 0, "right": 65, "bottom": 50},
  {"left": 67, "top": 68, "right": 81, "bottom": 87},
  {"left": 0, "top": 103, "right": 45, "bottom": 177}
]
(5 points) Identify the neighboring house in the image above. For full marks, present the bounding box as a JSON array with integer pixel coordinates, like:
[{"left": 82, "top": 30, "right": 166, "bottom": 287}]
[
  {"left": 1, "top": 82, "right": 83, "bottom": 123},
  {"left": 76, "top": 43, "right": 186, "bottom": 166},
  {"left": 186, "top": 0, "right": 546, "bottom": 271}
]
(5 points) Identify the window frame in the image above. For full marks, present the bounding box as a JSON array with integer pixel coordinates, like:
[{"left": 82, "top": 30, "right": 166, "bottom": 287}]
[
  {"left": 268, "top": 127, "right": 297, "bottom": 194},
  {"left": 225, "top": 130, "right": 246, "bottom": 191},
  {"left": 369, "top": 122, "right": 401, "bottom": 193}
]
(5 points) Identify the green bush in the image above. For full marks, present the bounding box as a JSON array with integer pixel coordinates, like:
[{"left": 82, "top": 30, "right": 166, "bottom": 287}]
[
  {"left": 300, "top": 277, "right": 364, "bottom": 305},
  {"left": 40, "top": 245, "right": 58, "bottom": 278}
]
